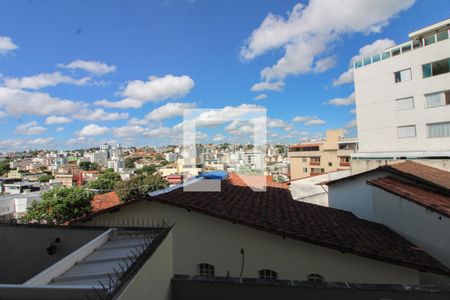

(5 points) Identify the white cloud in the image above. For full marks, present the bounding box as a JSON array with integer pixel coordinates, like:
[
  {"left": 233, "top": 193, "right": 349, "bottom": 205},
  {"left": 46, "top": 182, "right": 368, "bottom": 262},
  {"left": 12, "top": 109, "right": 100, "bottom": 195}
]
[
  {"left": 0, "top": 36, "right": 18, "bottom": 54},
  {"left": 79, "top": 124, "right": 109, "bottom": 136},
  {"left": 251, "top": 81, "right": 284, "bottom": 92},
  {"left": 29, "top": 137, "right": 54, "bottom": 145},
  {"left": 241, "top": 1, "right": 414, "bottom": 87},
  {"left": 333, "top": 68, "right": 354, "bottom": 86},
  {"left": 213, "top": 133, "right": 225, "bottom": 142},
  {"left": 143, "top": 126, "right": 174, "bottom": 138},
  {"left": 3, "top": 72, "right": 91, "bottom": 90},
  {"left": 15, "top": 121, "right": 47, "bottom": 135},
  {"left": 121, "top": 74, "right": 194, "bottom": 102},
  {"left": 254, "top": 93, "right": 268, "bottom": 100},
  {"left": 0, "top": 110, "right": 6, "bottom": 119},
  {"left": 293, "top": 115, "right": 315, "bottom": 123},
  {"left": 313, "top": 56, "right": 337, "bottom": 73},
  {"left": 333, "top": 38, "right": 395, "bottom": 86},
  {"left": 56, "top": 127, "right": 65, "bottom": 132},
  {"left": 74, "top": 108, "right": 129, "bottom": 121},
  {"left": 113, "top": 125, "right": 145, "bottom": 137},
  {"left": 304, "top": 119, "right": 326, "bottom": 126},
  {"left": 350, "top": 108, "right": 356, "bottom": 114},
  {"left": 0, "top": 137, "right": 55, "bottom": 151},
  {"left": 94, "top": 98, "right": 143, "bottom": 109},
  {"left": 45, "top": 116, "right": 72, "bottom": 124},
  {"left": 58, "top": 59, "right": 116, "bottom": 75},
  {"left": 345, "top": 119, "right": 357, "bottom": 128},
  {"left": 0, "top": 87, "right": 81, "bottom": 116},
  {"left": 145, "top": 102, "right": 196, "bottom": 121},
  {"left": 328, "top": 92, "right": 355, "bottom": 106}
]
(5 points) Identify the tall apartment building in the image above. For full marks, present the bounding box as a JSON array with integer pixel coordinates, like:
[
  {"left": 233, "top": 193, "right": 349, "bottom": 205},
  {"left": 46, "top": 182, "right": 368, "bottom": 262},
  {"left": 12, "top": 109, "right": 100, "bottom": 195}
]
[
  {"left": 352, "top": 19, "right": 450, "bottom": 173},
  {"left": 288, "top": 129, "right": 358, "bottom": 180}
]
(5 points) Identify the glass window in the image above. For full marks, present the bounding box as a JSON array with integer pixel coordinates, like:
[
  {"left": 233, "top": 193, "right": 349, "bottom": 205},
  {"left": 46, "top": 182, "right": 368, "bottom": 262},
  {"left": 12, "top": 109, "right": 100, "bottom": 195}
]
[
  {"left": 198, "top": 263, "right": 215, "bottom": 277},
  {"left": 307, "top": 273, "right": 324, "bottom": 282},
  {"left": 259, "top": 269, "right": 278, "bottom": 280},
  {"left": 371, "top": 54, "right": 381, "bottom": 63},
  {"left": 381, "top": 52, "right": 390, "bottom": 59},
  {"left": 354, "top": 60, "right": 363, "bottom": 68},
  {"left": 395, "top": 97, "right": 414, "bottom": 111},
  {"left": 424, "top": 34, "right": 436, "bottom": 45},
  {"left": 363, "top": 57, "right": 372, "bottom": 66},
  {"left": 394, "top": 69, "right": 411, "bottom": 82},
  {"left": 398, "top": 125, "right": 416, "bottom": 138},
  {"left": 428, "top": 122, "right": 450, "bottom": 138},
  {"left": 302, "top": 168, "right": 308, "bottom": 173},
  {"left": 391, "top": 48, "right": 401, "bottom": 56},
  {"left": 436, "top": 30, "right": 449, "bottom": 42},
  {"left": 422, "top": 63, "right": 432, "bottom": 78},
  {"left": 412, "top": 39, "right": 422, "bottom": 49},
  {"left": 401, "top": 43, "right": 412, "bottom": 53},
  {"left": 328, "top": 162, "right": 332, "bottom": 167},
  {"left": 425, "top": 92, "right": 446, "bottom": 108},
  {"left": 432, "top": 58, "right": 450, "bottom": 76}
]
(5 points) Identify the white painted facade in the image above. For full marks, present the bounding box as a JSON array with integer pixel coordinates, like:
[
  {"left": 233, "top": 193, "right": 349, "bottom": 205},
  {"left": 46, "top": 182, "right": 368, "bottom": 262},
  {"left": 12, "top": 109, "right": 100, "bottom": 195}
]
[
  {"left": 372, "top": 188, "right": 450, "bottom": 268},
  {"left": 354, "top": 22, "right": 450, "bottom": 157},
  {"left": 82, "top": 200, "right": 423, "bottom": 285}
]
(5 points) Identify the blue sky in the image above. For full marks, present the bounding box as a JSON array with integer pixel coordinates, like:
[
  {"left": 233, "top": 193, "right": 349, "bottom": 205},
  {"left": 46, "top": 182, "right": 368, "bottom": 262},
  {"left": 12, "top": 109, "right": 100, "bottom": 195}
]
[{"left": 0, "top": 0, "right": 449, "bottom": 151}]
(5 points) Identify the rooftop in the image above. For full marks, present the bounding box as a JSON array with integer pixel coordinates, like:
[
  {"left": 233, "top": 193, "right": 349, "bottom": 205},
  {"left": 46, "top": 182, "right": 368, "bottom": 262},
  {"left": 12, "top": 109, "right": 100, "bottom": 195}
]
[
  {"left": 368, "top": 176, "right": 450, "bottom": 218},
  {"left": 91, "top": 191, "right": 121, "bottom": 213}
]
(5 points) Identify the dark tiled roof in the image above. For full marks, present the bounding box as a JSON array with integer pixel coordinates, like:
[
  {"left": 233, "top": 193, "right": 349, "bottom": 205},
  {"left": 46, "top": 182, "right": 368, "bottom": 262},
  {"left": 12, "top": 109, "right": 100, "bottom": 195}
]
[
  {"left": 149, "top": 173, "right": 450, "bottom": 276},
  {"left": 382, "top": 161, "right": 450, "bottom": 193},
  {"left": 368, "top": 176, "right": 450, "bottom": 218}
]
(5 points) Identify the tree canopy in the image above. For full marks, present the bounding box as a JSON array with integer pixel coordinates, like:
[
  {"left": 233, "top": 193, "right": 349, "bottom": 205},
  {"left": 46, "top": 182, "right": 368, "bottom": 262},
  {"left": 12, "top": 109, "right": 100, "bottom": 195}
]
[
  {"left": 0, "top": 160, "right": 11, "bottom": 176},
  {"left": 38, "top": 174, "right": 54, "bottom": 182},
  {"left": 88, "top": 169, "right": 122, "bottom": 191},
  {"left": 114, "top": 174, "right": 168, "bottom": 203},
  {"left": 21, "top": 187, "right": 93, "bottom": 225},
  {"left": 79, "top": 161, "right": 100, "bottom": 171},
  {"left": 134, "top": 165, "right": 157, "bottom": 175}
]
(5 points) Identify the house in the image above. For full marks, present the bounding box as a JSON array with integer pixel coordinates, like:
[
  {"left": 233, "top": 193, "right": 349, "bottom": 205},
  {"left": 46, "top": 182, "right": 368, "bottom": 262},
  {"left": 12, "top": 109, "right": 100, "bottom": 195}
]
[
  {"left": 53, "top": 174, "right": 74, "bottom": 187},
  {"left": 91, "top": 191, "right": 121, "bottom": 213},
  {"left": 327, "top": 161, "right": 450, "bottom": 273},
  {"left": 72, "top": 172, "right": 450, "bottom": 287},
  {"left": 4, "top": 182, "right": 40, "bottom": 195},
  {"left": 352, "top": 18, "right": 450, "bottom": 173},
  {"left": 288, "top": 129, "right": 357, "bottom": 180}
]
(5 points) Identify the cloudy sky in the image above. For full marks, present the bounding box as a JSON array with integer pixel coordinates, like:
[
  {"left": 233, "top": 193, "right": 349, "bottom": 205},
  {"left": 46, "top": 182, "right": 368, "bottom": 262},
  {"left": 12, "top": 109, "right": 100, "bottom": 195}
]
[{"left": 0, "top": 0, "right": 448, "bottom": 151}]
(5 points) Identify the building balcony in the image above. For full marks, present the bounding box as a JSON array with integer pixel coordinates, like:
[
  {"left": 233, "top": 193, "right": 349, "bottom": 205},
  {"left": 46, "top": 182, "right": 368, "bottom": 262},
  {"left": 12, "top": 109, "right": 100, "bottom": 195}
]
[
  {"left": 339, "top": 162, "right": 350, "bottom": 167},
  {"left": 309, "top": 161, "right": 320, "bottom": 166}
]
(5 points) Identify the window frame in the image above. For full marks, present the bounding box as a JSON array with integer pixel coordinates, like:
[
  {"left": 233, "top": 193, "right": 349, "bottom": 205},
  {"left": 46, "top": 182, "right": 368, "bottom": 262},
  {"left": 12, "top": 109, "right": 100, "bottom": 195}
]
[
  {"left": 395, "top": 96, "right": 414, "bottom": 111},
  {"left": 427, "top": 122, "right": 450, "bottom": 138},
  {"left": 394, "top": 68, "right": 412, "bottom": 83},
  {"left": 307, "top": 273, "right": 325, "bottom": 282},
  {"left": 397, "top": 125, "right": 417, "bottom": 139},
  {"left": 198, "top": 263, "right": 215, "bottom": 277},
  {"left": 258, "top": 269, "right": 278, "bottom": 281}
]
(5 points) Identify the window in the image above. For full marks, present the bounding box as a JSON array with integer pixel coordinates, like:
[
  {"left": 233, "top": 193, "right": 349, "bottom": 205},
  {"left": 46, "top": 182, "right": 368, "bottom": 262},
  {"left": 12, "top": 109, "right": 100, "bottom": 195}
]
[
  {"left": 391, "top": 48, "right": 401, "bottom": 56},
  {"left": 395, "top": 97, "right": 414, "bottom": 110},
  {"left": 436, "top": 30, "right": 449, "bottom": 42},
  {"left": 425, "top": 91, "right": 450, "bottom": 108},
  {"left": 363, "top": 57, "right": 372, "bottom": 66},
  {"left": 340, "top": 156, "right": 350, "bottom": 163},
  {"left": 302, "top": 157, "right": 307, "bottom": 162},
  {"left": 394, "top": 69, "right": 411, "bottom": 82},
  {"left": 302, "top": 168, "right": 308, "bottom": 173},
  {"left": 424, "top": 34, "right": 436, "bottom": 45},
  {"left": 310, "top": 157, "right": 320, "bottom": 164},
  {"left": 328, "top": 162, "right": 332, "bottom": 167},
  {"left": 198, "top": 263, "right": 215, "bottom": 277},
  {"left": 401, "top": 43, "right": 411, "bottom": 53},
  {"left": 427, "top": 122, "right": 450, "bottom": 138},
  {"left": 371, "top": 54, "right": 381, "bottom": 63},
  {"left": 307, "top": 273, "right": 324, "bottom": 282},
  {"left": 397, "top": 125, "right": 416, "bottom": 138},
  {"left": 423, "top": 58, "right": 450, "bottom": 78},
  {"left": 259, "top": 269, "right": 278, "bottom": 280},
  {"left": 381, "top": 52, "right": 390, "bottom": 59}
]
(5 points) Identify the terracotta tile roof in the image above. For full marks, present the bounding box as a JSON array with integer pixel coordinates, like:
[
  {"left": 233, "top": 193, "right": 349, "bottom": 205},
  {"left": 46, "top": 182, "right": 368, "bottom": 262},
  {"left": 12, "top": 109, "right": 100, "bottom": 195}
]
[
  {"left": 148, "top": 173, "right": 450, "bottom": 276},
  {"left": 382, "top": 161, "right": 450, "bottom": 193},
  {"left": 91, "top": 192, "right": 121, "bottom": 213},
  {"left": 368, "top": 176, "right": 450, "bottom": 218}
]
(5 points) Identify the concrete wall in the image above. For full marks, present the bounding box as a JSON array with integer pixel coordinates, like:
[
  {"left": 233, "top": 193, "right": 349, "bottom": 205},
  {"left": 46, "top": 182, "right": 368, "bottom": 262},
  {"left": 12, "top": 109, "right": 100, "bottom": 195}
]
[
  {"left": 328, "top": 170, "right": 386, "bottom": 221},
  {"left": 172, "top": 279, "right": 450, "bottom": 300},
  {"left": 350, "top": 158, "right": 450, "bottom": 174},
  {"left": 83, "top": 201, "right": 420, "bottom": 284},
  {"left": 373, "top": 188, "right": 450, "bottom": 268},
  {"left": 118, "top": 231, "right": 174, "bottom": 300},
  {"left": 0, "top": 226, "right": 105, "bottom": 284},
  {"left": 354, "top": 38, "right": 450, "bottom": 153}
]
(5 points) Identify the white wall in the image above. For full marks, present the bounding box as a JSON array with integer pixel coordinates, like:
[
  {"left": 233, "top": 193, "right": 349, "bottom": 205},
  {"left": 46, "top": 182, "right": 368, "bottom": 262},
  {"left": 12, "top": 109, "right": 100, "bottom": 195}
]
[
  {"left": 118, "top": 231, "right": 173, "bottom": 300},
  {"left": 373, "top": 188, "right": 450, "bottom": 267},
  {"left": 355, "top": 38, "right": 450, "bottom": 153},
  {"left": 328, "top": 170, "right": 386, "bottom": 221},
  {"left": 84, "top": 200, "right": 419, "bottom": 285}
]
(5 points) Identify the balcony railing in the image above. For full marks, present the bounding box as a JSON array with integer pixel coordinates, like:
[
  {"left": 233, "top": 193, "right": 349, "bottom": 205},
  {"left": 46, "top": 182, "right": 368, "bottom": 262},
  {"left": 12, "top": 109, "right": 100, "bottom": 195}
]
[
  {"left": 339, "top": 162, "right": 350, "bottom": 167},
  {"left": 309, "top": 161, "right": 320, "bottom": 166}
]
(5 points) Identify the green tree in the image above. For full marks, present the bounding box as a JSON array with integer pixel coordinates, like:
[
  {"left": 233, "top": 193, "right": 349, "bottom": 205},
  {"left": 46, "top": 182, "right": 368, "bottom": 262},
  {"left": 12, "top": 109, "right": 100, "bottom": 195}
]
[
  {"left": 21, "top": 187, "right": 92, "bottom": 225},
  {"left": 79, "top": 161, "right": 100, "bottom": 171},
  {"left": 0, "top": 160, "right": 11, "bottom": 176},
  {"left": 124, "top": 157, "right": 139, "bottom": 169},
  {"left": 88, "top": 169, "right": 121, "bottom": 191},
  {"left": 114, "top": 174, "right": 168, "bottom": 202},
  {"left": 135, "top": 165, "right": 157, "bottom": 175},
  {"left": 38, "top": 174, "right": 54, "bottom": 182}
]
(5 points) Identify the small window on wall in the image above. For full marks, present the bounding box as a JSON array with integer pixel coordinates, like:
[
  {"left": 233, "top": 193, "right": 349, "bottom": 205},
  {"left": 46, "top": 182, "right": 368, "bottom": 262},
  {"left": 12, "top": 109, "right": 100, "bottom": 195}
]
[
  {"left": 425, "top": 91, "right": 450, "bottom": 108},
  {"left": 302, "top": 157, "right": 307, "bottom": 162},
  {"left": 307, "top": 273, "right": 324, "bottom": 282},
  {"left": 198, "top": 263, "right": 215, "bottom": 277},
  {"left": 395, "top": 97, "right": 414, "bottom": 111},
  {"left": 328, "top": 162, "right": 332, "bottom": 167},
  {"left": 427, "top": 122, "right": 450, "bottom": 138},
  {"left": 394, "top": 69, "right": 411, "bottom": 83},
  {"left": 398, "top": 125, "right": 416, "bottom": 138},
  {"left": 423, "top": 58, "right": 450, "bottom": 78},
  {"left": 259, "top": 269, "right": 278, "bottom": 280},
  {"left": 303, "top": 168, "right": 308, "bottom": 173},
  {"left": 436, "top": 30, "right": 449, "bottom": 42}
]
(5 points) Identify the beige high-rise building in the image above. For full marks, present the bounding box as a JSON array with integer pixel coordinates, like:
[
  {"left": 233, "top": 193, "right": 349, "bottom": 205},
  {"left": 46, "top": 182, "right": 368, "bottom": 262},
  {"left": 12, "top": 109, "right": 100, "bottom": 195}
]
[{"left": 288, "top": 129, "right": 358, "bottom": 180}]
